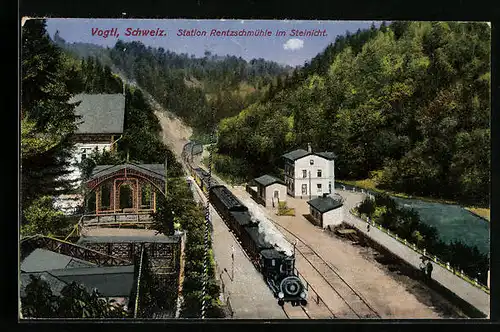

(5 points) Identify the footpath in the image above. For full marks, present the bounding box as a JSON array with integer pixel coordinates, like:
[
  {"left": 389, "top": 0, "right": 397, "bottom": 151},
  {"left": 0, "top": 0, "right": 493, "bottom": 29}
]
[{"left": 339, "top": 189, "right": 490, "bottom": 318}]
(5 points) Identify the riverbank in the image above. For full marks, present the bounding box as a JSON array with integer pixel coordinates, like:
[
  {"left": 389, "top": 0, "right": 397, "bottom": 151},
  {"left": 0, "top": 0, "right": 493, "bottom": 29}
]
[
  {"left": 465, "top": 207, "right": 490, "bottom": 223},
  {"left": 336, "top": 179, "right": 490, "bottom": 222}
]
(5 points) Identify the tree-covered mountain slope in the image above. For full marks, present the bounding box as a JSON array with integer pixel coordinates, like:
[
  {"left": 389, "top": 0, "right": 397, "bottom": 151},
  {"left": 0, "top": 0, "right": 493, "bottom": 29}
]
[{"left": 215, "top": 21, "right": 490, "bottom": 206}]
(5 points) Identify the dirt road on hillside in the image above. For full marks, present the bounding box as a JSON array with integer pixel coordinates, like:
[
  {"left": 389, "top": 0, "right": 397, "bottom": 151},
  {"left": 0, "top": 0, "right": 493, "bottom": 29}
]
[{"left": 154, "top": 110, "right": 192, "bottom": 158}]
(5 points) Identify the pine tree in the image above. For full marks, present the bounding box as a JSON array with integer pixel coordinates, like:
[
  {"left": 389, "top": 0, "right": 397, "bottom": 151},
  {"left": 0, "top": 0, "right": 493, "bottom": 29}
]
[{"left": 21, "top": 19, "right": 79, "bottom": 223}]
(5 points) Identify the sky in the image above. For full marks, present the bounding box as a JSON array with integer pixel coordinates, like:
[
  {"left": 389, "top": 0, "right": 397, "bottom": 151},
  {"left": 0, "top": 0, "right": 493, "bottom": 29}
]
[{"left": 45, "top": 19, "right": 381, "bottom": 67}]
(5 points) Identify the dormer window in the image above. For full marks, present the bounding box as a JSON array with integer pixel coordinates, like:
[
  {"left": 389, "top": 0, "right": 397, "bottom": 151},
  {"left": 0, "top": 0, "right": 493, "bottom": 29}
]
[{"left": 310, "top": 159, "right": 314, "bottom": 165}]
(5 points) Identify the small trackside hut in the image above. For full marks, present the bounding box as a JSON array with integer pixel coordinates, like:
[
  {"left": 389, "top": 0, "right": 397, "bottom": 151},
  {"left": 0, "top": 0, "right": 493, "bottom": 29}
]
[
  {"left": 252, "top": 175, "right": 287, "bottom": 208},
  {"left": 307, "top": 194, "right": 344, "bottom": 229}
]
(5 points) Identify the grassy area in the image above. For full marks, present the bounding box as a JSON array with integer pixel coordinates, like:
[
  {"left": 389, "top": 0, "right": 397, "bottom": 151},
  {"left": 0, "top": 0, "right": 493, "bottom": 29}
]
[
  {"left": 337, "top": 175, "right": 491, "bottom": 222},
  {"left": 277, "top": 202, "right": 295, "bottom": 216}
]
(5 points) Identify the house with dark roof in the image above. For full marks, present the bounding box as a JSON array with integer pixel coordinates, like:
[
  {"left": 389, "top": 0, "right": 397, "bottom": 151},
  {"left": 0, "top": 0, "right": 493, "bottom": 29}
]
[
  {"left": 250, "top": 174, "right": 287, "bottom": 207},
  {"left": 70, "top": 93, "right": 126, "bottom": 162},
  {"left": 56, "top": 94, "right": 127, "bottom": 214},
  {"left": 20, "top": 248, "right": 136, "bottom": 311},
  {"left": 283, "top": 143, "right": 336, "bottom": 199},
  {"left": 307, "top": 194, "right": 344, "bottom": 229}
]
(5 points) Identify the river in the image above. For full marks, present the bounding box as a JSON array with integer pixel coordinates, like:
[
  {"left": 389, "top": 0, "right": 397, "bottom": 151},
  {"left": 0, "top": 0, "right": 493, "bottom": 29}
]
[{"left": 335, "top": 183, "right": 490, "bottom": 257}]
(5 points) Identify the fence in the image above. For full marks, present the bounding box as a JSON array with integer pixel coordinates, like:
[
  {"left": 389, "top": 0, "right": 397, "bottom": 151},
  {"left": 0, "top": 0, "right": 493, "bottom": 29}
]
[
  {"left": 245, "top": 184, "right": 266, "bottom": 206},
  {"left": 80, "top": 213, "right": 154, "bottom": 226},
  {"left": 349, "top": 207, "right": 490, "bottom": 294}
]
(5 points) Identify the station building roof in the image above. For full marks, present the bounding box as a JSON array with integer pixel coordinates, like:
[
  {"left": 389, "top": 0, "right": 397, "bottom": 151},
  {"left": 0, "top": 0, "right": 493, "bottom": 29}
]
[
  {"left": 254, "top": 174, "right": 285, "bottom": 187},
  {"left": 307, "top": 196, "right": 343, "bottom": 214}
]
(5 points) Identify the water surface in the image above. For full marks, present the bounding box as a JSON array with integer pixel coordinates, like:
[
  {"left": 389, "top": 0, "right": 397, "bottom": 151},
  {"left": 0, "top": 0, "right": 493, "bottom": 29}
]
[{"left": 336, "top": 183, "right": 490, "bottom": 256}]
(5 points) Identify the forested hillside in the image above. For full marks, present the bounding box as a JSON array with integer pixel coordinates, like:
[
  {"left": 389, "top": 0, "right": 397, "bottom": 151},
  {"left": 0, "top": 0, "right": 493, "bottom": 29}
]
[
  {"left": 23, "top": 20, "right": 228, "bottom": 318},
  {"left": 21, "top": 20, "right": 182, "bottom": 235},
  {"left": 215, "top": 21, "right": 490, "bottom": 206},
  {"left": 54, "top": 37, "right": 292, "bottom": 141}
]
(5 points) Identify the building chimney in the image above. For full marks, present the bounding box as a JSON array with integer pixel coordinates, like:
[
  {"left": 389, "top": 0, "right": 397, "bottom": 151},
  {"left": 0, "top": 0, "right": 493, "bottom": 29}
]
[{"left": 307, "top": 143, "right": 312, "bottom": 153}]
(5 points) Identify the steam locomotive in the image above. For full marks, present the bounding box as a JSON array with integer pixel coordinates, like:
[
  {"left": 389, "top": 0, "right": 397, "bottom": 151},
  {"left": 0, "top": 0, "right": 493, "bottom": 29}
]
[{"left": 185, "top": 152, "right": 307, "bottom": 307}]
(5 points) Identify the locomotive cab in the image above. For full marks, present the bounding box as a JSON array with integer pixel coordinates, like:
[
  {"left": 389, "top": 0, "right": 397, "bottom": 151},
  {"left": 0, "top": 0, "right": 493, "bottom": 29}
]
[
  {"left": 260, "top": 249, "right": 288, "bottom": 276},
  {"left": 260, "top": 249, "right": 307, "bottom": 307}
]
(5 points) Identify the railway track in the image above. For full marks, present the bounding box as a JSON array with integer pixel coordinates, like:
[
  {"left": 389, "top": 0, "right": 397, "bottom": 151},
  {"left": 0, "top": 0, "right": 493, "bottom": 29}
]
[
  {"left": 183, "top": 153, "right": 339, "bottom": 319},
  {"left": 269, "top": 220, "right": 381, "bottom": 319},
  {"left": 282, "top": 303, "right": 311, "bottom": 319}
]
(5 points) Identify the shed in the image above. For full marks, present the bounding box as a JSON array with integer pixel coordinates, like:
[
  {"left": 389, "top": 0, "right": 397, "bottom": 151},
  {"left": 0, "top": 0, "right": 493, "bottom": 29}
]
[
  {"left": 307, "top": 194, "right": 343, "bottom": 229},
  {"left": 253, "top": 174, "right": 287, "bottom": 207}
]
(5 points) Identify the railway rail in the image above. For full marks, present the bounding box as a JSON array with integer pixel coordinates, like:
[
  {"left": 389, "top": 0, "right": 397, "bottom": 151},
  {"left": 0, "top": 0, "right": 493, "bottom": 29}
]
[
  {"left": 182, "top": 146, "right": 340, "bottom": 319},
  {"left": 268, "top": 219, "right": 381, "bottom": 319},
  {"left": 282, "top": 303, "right": 311, "bottom": 319}
]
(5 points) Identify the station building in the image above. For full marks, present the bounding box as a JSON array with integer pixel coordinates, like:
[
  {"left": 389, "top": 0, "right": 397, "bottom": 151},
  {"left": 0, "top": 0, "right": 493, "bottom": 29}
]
[{"left": 282, "top": 143, "right": 336, "bottom": 199}]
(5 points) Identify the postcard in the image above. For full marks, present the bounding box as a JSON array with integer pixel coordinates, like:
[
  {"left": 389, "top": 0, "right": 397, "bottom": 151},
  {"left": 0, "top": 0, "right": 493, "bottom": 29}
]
[{"left": 20, "top": 18, "right": 490, "bottom": 320}]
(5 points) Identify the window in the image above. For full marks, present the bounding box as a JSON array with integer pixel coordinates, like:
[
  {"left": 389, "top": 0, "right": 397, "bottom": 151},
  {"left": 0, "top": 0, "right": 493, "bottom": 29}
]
[
  {"left": 301, "top": 184, "right": 307, "bottom": 195},
  {"left": 317, "top": 184, "right": 322, "bottom": 194},
  {"left": 317, "top": 170, "right": 322, "bottom": 178},
  {"left": 310, "top": 159, "right": 314, "bottom": 165},
  {"left": 302, "top": 170, "right": 307, "bottom": 178},
  {"left": 271, "top": 259, "right": 276, "bottom": 267}
]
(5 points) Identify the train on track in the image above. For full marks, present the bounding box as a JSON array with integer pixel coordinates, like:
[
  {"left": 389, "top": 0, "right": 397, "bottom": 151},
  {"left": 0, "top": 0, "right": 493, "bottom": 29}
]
[{"left": 183, "top": 144, "right": 308, "bottom": 307}]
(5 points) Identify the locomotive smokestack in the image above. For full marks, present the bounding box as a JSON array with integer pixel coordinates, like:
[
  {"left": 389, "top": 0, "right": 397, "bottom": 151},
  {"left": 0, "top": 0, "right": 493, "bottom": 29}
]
[{"left": 307, "top": 143, "right": 312, "bottom": 153}]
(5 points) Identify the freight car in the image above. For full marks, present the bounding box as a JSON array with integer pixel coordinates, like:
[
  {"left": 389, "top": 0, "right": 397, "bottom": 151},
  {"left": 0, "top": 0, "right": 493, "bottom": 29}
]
[
  {"left": 182, "top": 142, "right": 308, "bottom": 306},
  {"left": 209, "top": 185, "right": 308, "bottom": 307},
  {"left": 190, "top": 167, "right": 218, "bottom": 194}
]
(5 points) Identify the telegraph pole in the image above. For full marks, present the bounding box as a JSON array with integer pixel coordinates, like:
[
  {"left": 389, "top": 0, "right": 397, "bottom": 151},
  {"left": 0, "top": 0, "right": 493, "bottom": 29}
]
[
  {"left": 309, "top": 170, "right": 312, "bottom": 200},
  {"left": 293, "top": 241, "right": 297, "bottom": 272}
]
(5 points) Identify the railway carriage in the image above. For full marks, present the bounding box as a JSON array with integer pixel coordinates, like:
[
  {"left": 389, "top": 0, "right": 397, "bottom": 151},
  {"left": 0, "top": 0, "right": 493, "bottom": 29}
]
[
  {"left": 208, "top": 184, "right": 308, "bottom": 307},
  {"left": 183, "top": 142, "right": 307, "bottom": 307}
]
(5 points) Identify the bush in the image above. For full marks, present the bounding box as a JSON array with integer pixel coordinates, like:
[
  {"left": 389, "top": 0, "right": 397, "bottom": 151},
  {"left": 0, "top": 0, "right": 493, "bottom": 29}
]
[
  {"left": 21, "top": 275, "right": 129, "bottom": 318},
  {"left": 152, "top": 178, "right": 224, "bottom": 318}
]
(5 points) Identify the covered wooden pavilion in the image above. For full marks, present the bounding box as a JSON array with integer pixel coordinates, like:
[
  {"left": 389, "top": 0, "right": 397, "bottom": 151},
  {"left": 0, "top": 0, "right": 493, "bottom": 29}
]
[{"left": 84, "top": 163, "right": 166, "bottom": 215}]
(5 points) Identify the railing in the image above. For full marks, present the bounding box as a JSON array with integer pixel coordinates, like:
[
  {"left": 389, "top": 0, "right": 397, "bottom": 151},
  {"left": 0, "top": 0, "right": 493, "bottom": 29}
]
[
  {"left": 348, "top": 208, "right": 490, "bottom": 294},
  {"left": 81, "top": 213, "right": 154, "bottom": 225},
  {"left": 20, "top": 235, "right": 132, "bottom": 266}
]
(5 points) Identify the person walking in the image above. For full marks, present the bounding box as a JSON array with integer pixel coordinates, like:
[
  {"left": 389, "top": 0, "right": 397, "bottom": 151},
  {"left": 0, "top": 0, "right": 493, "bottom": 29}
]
[
  {"left": 419, "top": 258, "right": 427, "bottom": 279},
  {"left": 367, "top": 223, "right": 370, "bottom": 232},
  {"left": 426, "top": 261, "right": 434, "bottom": 281}
]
